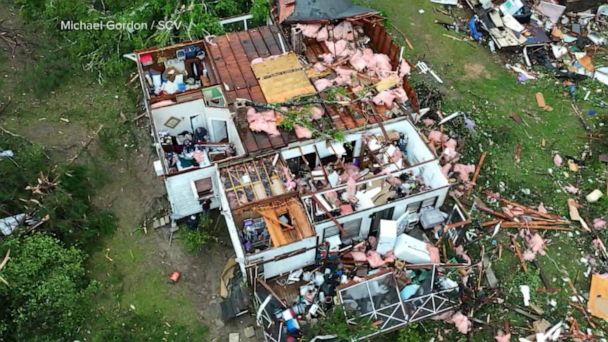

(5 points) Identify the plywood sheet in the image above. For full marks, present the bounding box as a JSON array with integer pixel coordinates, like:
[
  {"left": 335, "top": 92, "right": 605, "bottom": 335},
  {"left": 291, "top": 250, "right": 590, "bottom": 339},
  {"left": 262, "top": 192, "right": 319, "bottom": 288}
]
[
  {"left": 259, "top": 70, "right": 316, "bottom": 103},
  {"left": 251, "top": 52, "right": 301, "bottom": 79},
  {"left": 589, "top": 273, "right": 608, "bottom": 321}
]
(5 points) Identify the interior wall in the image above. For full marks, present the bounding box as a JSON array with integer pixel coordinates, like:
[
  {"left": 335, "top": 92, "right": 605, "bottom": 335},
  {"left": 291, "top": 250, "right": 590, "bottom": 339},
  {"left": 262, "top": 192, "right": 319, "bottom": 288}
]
[
  {"left": 151, "top": 99, "right": 245, "bottom": 155},
  {"left": 281, "top": 119, "right": 435, "bottom": 166},
  {"left": 151, "top": 99, "right": 206, "bottom": 135}
]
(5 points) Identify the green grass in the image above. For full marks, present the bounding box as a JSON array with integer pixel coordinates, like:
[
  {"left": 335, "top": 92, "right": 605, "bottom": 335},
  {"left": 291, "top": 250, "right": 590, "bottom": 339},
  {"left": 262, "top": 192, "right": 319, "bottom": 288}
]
[
  {"left": 357, "top": 0, "right": 608, "bottom": 340},
  {"left": 86, "top": 231, "right": 208, "bottom": 340}
]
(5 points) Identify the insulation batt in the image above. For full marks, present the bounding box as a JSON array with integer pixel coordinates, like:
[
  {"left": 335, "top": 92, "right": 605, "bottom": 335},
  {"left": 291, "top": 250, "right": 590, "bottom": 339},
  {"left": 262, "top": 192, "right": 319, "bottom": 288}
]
[
  {"left": 294, "top": 124, "right": 313, "bottom": 139},
  {"left": 565, "top": 184, "right": 580, "bottom": 194},
  {"left": 316, "top": 26, "right": 329, "bottom": 41},
  {"left": 318, "top": 53, "right": 334, "bottom": 64},
  {"left": 334, "top": 67, "right": 357, "bottom": 86},
  {"left": 332, "top": 21, "right": 354, "bottom": 41},
  {"left": 349, "top": 50, "right": 367, "bottom": 72},
  {"left": 448, "top": 312, "right": 472, "bottom": 334},
  {"left": 593, "top": 218, "right": 607, "bottom": 229},
  {"left": 523, "top": 233, "right": 546, "bottom": 261},
  {"left": 325, "top": 40, "right": 354, "bottom": 58},
  {"left": 246, "top": 107, "right": 280, "bottom": 136},
  {"left": 295, "top": 23, "right": 321, "bottom": 38},
  {"left": 346, "top": 177, "right": 357, "bottom": 201},
  {"left": 313, "top": 62, "right": 327, "bottom": 73},
  {"left": 441, "top": 163, "right": 452, "bottom": 177},
  {"left": 428, "top": 130, "right": 444, "bottom": 144},
  {"left": 495, "top": 331, "right": 511, "bottom": 342},
  {"left": 422, "top": 118, "right": 436, "bottom": 127},
  {"left": 372, "top": 90, "right": 397, "bottom": 108},
  {"left": 554, "top": 154, "right": 563, "bottom": 166},
  {"left": 398, "top": 59, "right": 411, "bottom": 77},
  {"left": 453, "top": 164, "right": 476, "bottom": 182},
  {"left": 314, "top": 78, "right": 334, "bottom": 92},
  {"left": 310, "top": 106, "right": 325, "bottom": 120}
]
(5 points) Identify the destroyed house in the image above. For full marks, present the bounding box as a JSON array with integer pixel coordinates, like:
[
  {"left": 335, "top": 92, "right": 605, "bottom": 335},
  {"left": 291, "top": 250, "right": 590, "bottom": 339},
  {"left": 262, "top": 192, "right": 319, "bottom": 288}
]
[{"left": 134, "top": 0, "right": 458, "bottom": 340}]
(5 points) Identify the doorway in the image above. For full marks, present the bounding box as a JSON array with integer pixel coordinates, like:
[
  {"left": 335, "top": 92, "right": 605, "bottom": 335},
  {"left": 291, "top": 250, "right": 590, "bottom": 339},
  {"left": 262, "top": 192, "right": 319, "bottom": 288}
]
[{"left": 211, "top": 120, "right": 228, "bottom": 142}]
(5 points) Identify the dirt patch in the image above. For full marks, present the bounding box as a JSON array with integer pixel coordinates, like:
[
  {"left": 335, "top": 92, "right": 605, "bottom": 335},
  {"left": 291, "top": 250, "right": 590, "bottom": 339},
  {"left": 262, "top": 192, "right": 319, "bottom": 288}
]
[{"left": 462, "top": 63, "right": 491, "bottom": 80}]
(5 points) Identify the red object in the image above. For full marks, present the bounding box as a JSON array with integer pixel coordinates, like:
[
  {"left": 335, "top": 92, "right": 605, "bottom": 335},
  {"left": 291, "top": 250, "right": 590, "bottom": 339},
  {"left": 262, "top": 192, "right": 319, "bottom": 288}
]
[
  {"left": 139, "top": 54, "right": 153, "bottom": 66},
  {"left": 169, "top": 272, "right": 181, "bottom": 283}
]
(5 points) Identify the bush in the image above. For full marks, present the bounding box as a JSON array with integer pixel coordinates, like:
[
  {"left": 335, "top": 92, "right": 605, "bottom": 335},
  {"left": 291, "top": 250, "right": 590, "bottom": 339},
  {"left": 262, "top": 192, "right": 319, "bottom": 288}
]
[
  {"left": 180, "top": 214, "right": 214, "bottom": 254},
  {"left": 0, "top": 234, "right": 98, "bottom": 341}
]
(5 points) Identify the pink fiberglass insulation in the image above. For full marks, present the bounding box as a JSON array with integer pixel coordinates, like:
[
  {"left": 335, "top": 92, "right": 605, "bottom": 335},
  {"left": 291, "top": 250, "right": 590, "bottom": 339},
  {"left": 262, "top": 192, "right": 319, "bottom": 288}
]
[
  {"left": 335, "top": 66, "right": 358, "bottom": 86},
  {"left": 296, "top": 23, "right": 321, "bottom": 38},
  {"left": 325, "top": 40, "right": 354, "bottom": 58},
  {"left": 294, "top": 124, "right": 313, "bottom": 139},
  {"left": 373, "top": 54, "right": 393, "bottom": 77},
  {"left": 449, "top": 312, "right": 472, "bottom": 334},
  {"left": 318, "top": 53, "right": 335, "bottom": 64},
  {"left": 554, "top": 154, "right": 563, "bottom": 166},
  {"left": 346, "top": 177, "right": 357, "bottom": 201},
  {"left": 565, "top": 184, "right": 580, "bottom": 194},
  {"left": 593, "top": 218, "right": 607, "bottom": 229},
  {"left": 454, "top": 245, "right": 472, "bottom": 264},
  {"left": 523, "top": 233, "right": 546, "bottom": 261},
  {"left": 428, "top": 130, "right": 444, "bottom": 144},
  {"left": 372, "top": 90, "right": 397, "bottom": 108},
  {"left": 392, "top": 87, "right": 408, "bottom": 103},
  {"left": 427, "top": 244, "right": 441, "bottom": 263},
  {"left": 332, "top": 21, "right": 354, "bottom": 41},
  {"left": 349, "top": 50, "right": 367, "bottom": 71},
  {"left": 422, "top": 118, "right": 436, "bottom": 127},
  {"left": 314, "top": 78, "right": 334, "bottom": 92},
  {"left": 366, "top": 250, "right": 385, "bottom": 268},
  {"left": 316, "top": 26, "right": 329, "bottom": 41},
  {"left": 495, "top": 331, "right": 511, "bottom": 342},
  {"left": 313, "top": 62, "right": 328, "bottom": 73},
  {"left": 399, "top": 59, "right": 411, "bottom": 77},
  {"left": 441, "top": 163, "right": 452, "bottom": 177},
  {"left": 444, "top": 138, "right": 458, "bottom": 150},
  {"left": 350, "top": 251, "right": 367, "bottom": 262},
  {"left": 247, "top": 107, "right": 280, "bottom": 136},
  {"left": 324, "top": 190, "right": 339, "bottom": 206},
  {"left": 453, "top": 164, "right": 476, "bottom": 182},
  {"left": 311, "top": 106, "right": 325, "bottom": 120}
]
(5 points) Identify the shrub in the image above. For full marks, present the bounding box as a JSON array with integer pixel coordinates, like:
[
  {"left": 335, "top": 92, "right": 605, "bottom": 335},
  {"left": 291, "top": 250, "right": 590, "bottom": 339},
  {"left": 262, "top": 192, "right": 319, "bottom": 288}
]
[{"left": 0, "top": 234, "right": 98, "bottom": 341}]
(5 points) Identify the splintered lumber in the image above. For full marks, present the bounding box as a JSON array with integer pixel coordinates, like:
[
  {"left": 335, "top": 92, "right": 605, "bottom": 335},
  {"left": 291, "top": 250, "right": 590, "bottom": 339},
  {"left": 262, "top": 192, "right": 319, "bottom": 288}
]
[
  {"left": 510, "top": 235, "right": 528, "bottom": 273},
  {"left": 474, "top": 197, "right": 512, "bottom": 220},
  {"left": 310, "top": 195, "right": 346, "bottom": 235},
  {"left": 465, "top": 152, "right": 487, "bottom": 197}
]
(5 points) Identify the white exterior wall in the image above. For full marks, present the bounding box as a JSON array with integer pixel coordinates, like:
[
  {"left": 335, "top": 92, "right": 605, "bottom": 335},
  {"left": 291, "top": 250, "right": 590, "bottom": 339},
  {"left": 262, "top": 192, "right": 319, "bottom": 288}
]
[
  {"left": 165, "top": 166, "right": 222, "bottom": 219},
  {"left": 215, "top": 167, "right": 247, "bottom": 276},
  {"left": 248, "top": 236, "right": 318, "bottom": 279}
]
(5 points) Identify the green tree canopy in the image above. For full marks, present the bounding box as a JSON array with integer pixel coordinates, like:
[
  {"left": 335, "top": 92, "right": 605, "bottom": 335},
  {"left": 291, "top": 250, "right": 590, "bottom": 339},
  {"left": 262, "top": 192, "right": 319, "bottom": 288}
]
[{"left": 0, "top": 234, "right": 97, "bottom": 340}]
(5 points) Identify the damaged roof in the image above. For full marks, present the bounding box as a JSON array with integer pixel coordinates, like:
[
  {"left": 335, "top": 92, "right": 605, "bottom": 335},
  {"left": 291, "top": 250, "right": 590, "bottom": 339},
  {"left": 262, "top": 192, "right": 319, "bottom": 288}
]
[{"left": 282, "top": 0, "right": 378, "bottom": 23}]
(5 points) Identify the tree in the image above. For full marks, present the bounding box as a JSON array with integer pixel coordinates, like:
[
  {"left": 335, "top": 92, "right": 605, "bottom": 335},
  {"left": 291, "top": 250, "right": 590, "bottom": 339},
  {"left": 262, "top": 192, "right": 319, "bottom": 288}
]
[{"left": 0, "top": 234, "right": 97, "bottom": 340}]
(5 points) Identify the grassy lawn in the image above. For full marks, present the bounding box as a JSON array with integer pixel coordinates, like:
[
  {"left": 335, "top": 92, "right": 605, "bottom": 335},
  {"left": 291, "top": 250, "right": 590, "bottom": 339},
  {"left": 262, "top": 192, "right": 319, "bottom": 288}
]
[{"left": 358, "top": 0, "right": 608, "bottom": 340}]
